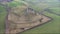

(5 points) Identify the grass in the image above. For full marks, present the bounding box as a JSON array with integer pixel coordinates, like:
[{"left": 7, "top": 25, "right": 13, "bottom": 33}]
[
  {"left": 0, "top": 5, "right": 7, "bottom": 34},
  {"left": 0, "top": 12, "right": 7, "bottom": 34},
  {"left": 8, "top": 1, "right": 26, "bottom": 8},
  {"left": 49, "top": 7, "right": 60, "bottom": 14},
  {"left": 0, "top": 0, "right": 60, "bottom": 34}
]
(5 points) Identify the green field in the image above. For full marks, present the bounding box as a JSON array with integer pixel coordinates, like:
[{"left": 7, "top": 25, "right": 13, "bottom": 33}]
[
  {"left": 0, "top": 0, "right": 60, "bottom": 34},
  {"left": 48, "top": 7, "right": 60, "bottom": 15},
  {"left": 0, "top": 5, "right": 7, "bottom": 34}
]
